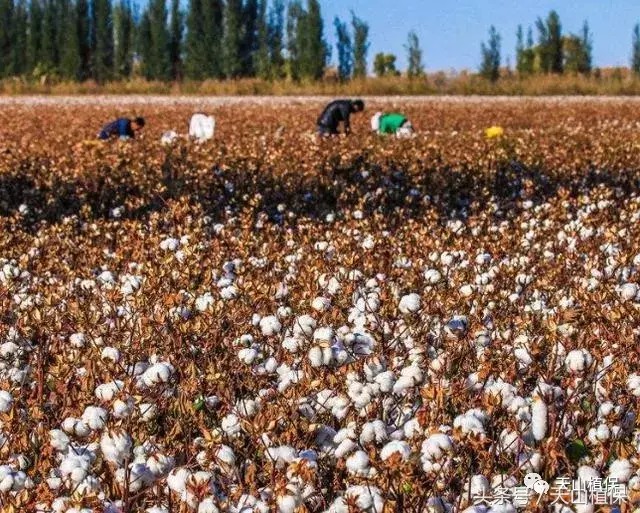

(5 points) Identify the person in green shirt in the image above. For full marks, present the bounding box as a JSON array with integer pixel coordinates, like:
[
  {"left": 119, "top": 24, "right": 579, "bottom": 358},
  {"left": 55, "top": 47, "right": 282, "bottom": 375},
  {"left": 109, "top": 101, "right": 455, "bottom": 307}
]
[{"left": 371, "top": 112, "right": 415, "bottom": 137}]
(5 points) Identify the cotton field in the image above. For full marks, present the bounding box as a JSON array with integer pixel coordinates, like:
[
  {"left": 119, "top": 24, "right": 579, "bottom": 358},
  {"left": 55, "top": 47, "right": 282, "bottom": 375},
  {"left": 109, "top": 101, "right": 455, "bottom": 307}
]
[{"left": 1, "top": 98, "right": 640, "bottom": 512}]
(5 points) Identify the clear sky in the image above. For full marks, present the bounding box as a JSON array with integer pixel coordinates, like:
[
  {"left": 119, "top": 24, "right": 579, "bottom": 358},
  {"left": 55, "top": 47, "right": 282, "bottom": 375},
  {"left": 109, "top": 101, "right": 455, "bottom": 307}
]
[{"left": 319, "top": 0, "right": 640, "bottom": 72}]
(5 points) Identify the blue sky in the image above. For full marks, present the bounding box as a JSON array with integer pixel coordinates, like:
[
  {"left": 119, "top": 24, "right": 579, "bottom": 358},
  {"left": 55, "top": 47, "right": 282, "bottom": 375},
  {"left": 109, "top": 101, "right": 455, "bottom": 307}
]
[{"left": 319, "top": 0, "right": 640, "bottom": 72}]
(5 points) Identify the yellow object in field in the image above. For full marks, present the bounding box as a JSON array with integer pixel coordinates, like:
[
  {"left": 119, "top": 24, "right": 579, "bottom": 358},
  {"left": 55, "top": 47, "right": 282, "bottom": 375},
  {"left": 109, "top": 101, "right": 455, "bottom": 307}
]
[{"left": 485, "top": 126, "right": 504, "bottom": 139}]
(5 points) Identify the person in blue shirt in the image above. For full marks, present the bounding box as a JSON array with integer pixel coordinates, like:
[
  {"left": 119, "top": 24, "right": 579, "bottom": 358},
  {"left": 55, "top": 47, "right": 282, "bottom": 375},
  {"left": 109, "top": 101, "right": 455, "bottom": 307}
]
[{"left": 98, "top": 117, "right": 145, "bottom": 140}]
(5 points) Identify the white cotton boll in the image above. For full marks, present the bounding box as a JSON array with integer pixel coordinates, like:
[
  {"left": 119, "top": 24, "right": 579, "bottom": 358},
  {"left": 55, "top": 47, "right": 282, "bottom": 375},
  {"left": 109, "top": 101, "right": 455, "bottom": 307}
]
[
  {"left": 167, "top": 467, "right": 191, "bottom": 494},
  {"left": 160, "top": 238, "right": 180, "bottom": 251},
  {"left": 399, "top": 293, "right": 421, "bottom": 314},
  {"left": 0, "top": 390, "right": 13, "bottom": 412},
  {"left": 380, "top": 440, "right": 410, "bottom": 461},
  {"left": 146, "top": 507, "right": 169, "bottom": 513},
  {"left": 198, "top": 498, "right": 220, "bottom": 513},
  {"left": 277, "top": 495, "right": 298, "bottom": 513},
  {"left": 95, "top": 380, "right": 123, "bottom": 401},
  {"left": 69, "top": 333, "right": 86, "bottom": 348},
  {"left": 346, "top": 451, "right": 370, "bottom": 476},
  {"left": 238, "top": 348, "right": 259, "bottom": 364},
  {"left": 215, "top": 445, "right": 235, "bottom": 467},
  {"left": 196, "top": 293, "right": 215, "bottom": 312},
  {"left": 465, "top": 474, "right": 490, "bottom": 497},
  {"left": 141, "top": 362, "right": 175, "bottom": 387},
  {"left": 313, "top": 327, "right": 334, "bottom": 344},
  {"left": 565, "top": 349, "right": 592, "bottom": 373},
  {"left": 531, "top": 397, "right": 548, "bottom": 441},
  {"left": 459, "top": 284, "right": 475, "bottom": 297},
  {"left": 421, "top": 434, "right": 455, "bottom": 473},
  {"left": 113, "top": 399, "right": 134, "bottom": 419},
  {"left": 100, "top": 430, "right": 133, "bottom": 466},
  {"left": 424, "top": 268, "right": 442, "bottom": 284},
  {"left": 49, "top": 429, "right": 70, "bottom": 452},
  {"left": 374, "top": 371, "right": 395, "bottom": 393},
  {"left": 619, "top": 283, "right": 639, "bottom": 301},
  {"left": 308, "top": 346, "right": 324, "bottom": 367},
  {"left": 139, "top": 403, "right": 158, "bottom": 422},
  {"left": 454, "top": 409, "right": 488, "bottom": 436},
  {"left": 101, "top": 347, "right": 120, "bottom": 363},
  {"left": 293, "top": 315, "right": 317, "bottom": 337},
  {"left": 334, "top": 439, "right": 357, "bottom": 458},
  {"left": 344, "top": 485, "right": 384, "bottom": 512},
  {"left": 236, "top": 399, "right": 259, "bottom": 418},
  {"left": 627, "top": 374, "right": 640, "bottom": 396},
  {"left": 221, "top": 286, "right": 238, "bottom": 300},
  {"left": 362, "top": 235, "right": 375, "bottom": 250},
  {"left": 312, "top": 297, "right": 331, "bottom": 312},
  {"left": 517, "top": 452, "right": 542, "bottom": 473},
  {"left": 260, "top": 315, "right": 281, "bottom": 336},
  {"left": 360, "top": 421, "right": 388, "bottom": 445},
  {"left": 81, "top": 406, "right": 108, "bottom": 430},
  {"left": 146, "top": 453, "right": 174, "bottom": 477},
  {"left": 609, "top": 459, "right": 633, "bottom": 482},
  {"left": 282, "top": 337, "right": 301, "bottom": 353},
  {"left": 221, "top": 414, "right": 242, "bottom": 437}
]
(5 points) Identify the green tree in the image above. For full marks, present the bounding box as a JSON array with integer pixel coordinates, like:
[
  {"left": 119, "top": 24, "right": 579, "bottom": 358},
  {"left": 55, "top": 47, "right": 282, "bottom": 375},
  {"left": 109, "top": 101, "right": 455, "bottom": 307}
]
[
  {"left": 222, "top": 0, "right": 242, "bottom": 77},
  {"left": 11, "top": 0, "right": 28, "bottom": 74},
  {"left": 141, "top": 0, "right": 170, "bottom": 80},
  {"left": 405, "top": 30, "right": 423, "bottom": 78},
  {"left": 536, "top": 10, "right": 563, "bottom": 73},
  {"left": 0, "top": 0, "right": 14, "bottom": 76},
  {"left": 333, "top": 16, "right": 351, "bottom": 81},
  {"left": 579, "top": 20, "right": 592, "bottom": 74},
  {"left": 241, "top": 0, "right": 258, "bottom": 76},
  {"left": 168, "top": 0, "right": 183, "bottom": 79},
  {"left": 76, "top": 0, "right": 91, "bottom": 79},
  {"left": 633, "top": 23, "right": 640, "bottom": 75},
  {"left": 373, "top": 52, "right": 397, "bottom": 77},
  {"left": 27, "top": 0, "right": 43, "bottom": 71},
  {"left": 184, "top": 0, "right": 206, "bottom": 79},
  {"left": 267, "top": 0, "right": 284, "bottom": 78},
  {"left": 299, "top": 0, "right": 327, "bottom": 80},
  {"left": 113, "top": 0, "right": 134, "bottom": 77},
  {"left": 40, "top": 0, "right": 58, "bottom": 70},
  {"left": 285, "top": 0, "right": 302, "bottom": 80},
  {"left": 351, "top": 12, "right": 368, "bottom": 78},
  {"left": 91, "top": 0, "right": 114, "bottom": 81},
  {"left": 515, "top": 25, "right": 535, "bottom": 75},
  {"left": 202, "top": 0, "right": 223, "bottom": 77},
  {"left": 255, "top": 0, "right": 270, "bottom": 78},
  {"left": 480, "top": 25, "right": 501, "bottom": 82},
  {"left": 58, "top": 0, "right": 81, "bottom": 78},
  {"left": 137, "top": 9, "right": 152, "bottom": 77}
]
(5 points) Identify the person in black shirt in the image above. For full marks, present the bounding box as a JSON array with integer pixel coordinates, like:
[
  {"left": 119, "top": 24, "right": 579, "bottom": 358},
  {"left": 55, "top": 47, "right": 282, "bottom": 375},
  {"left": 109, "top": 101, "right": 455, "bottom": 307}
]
[{"left": 316, "top": 99, "right": 364, "bottom": 136}]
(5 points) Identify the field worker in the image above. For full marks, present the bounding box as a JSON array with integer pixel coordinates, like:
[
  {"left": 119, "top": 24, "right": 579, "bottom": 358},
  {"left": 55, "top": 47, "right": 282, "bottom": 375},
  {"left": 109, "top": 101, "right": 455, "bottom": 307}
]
[
  {"left": 371, "top": 112, "right": 414, "bottom": 137},
  {"left": 98, "top": 116, "right": 145, "bottom": 140},
  {"left": 316, "top": 99, "right": 364, "bottom": 136}
]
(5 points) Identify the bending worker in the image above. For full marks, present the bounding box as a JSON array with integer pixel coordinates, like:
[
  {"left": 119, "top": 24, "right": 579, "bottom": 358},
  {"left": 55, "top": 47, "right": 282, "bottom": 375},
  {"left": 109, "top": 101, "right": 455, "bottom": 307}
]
[
  {"left": 371, "top": 112, "right": 414, "bottom": 137},
  {"left": 98, "top": 116, "right": 145, "bottom": 140},
  {"left": 316, "top": 99, "right": 364, "bottom": 136}
]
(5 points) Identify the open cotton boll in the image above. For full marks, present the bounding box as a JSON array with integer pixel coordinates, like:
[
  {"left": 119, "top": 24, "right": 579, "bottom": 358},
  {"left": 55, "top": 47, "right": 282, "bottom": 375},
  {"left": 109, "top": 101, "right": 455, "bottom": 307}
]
[
  {"left": 0, "top": 466, "right": 26, "bottom": 492},
  {"left": 146, "top": 453, "right": 174, "bottom": 477},
  {"left": 464, "top": 474, "right": 490, "bottom": 497},
  {"left": 260, "top": 315, "right": 281, "bottom": 336},
  {"left": 344, "top": 485, "right": 384, "bottom": 512},
  {"left": 0, "top": 390, "right": 13, "bottom": 412},
  {"left": 421, "top": 433, "right": 455, "bottom": 473},
  {"left": 221, "top": 414, "right": 242, "bottom": 437},
  {"left": 627, "top": 374, "right": 640, "bottom": 396},
  {"left": 146, "top": 508, "right": 169, "bottom": 513},
  {"left": 312, "top": 297, "right": 331, "bottom": 312},
  {"left": 398, "top": 293, "right": 421, "bottom": 314},
  {"left": 293, "top": 315, "right": 317, "bottom": 337},
  {"left": 334, "top": 439, "right": 357, "bottom": 458},
  {"left": 59, "top": 453, "right": 91, "bottom": 484},
  {"left": 608, "top": 459, "right": 633, "bottom": 482},
  {"left": 454, "top": 409, "right": 488, "bottom": 436},
  {"left": 198, "top": 498, "right": 220, "bottom": 513},
  {"left": 141, "top": 362, "right": 174, "bottom": 387},
  {"left": 160, "top": 237, "right": 180, "bottom": 251},
  {"left": 618, "top": 283, "right": 639, "bottom": 301},
  {"left": 81, "top": 406, "right": 108, "bottom": 430},
  {"left": 69, "top": 332, "right": 86, "bottom": 348},
  {"left": 360, "top": 420, "right": 388, "bottom": 445},
  {"left": 195, "top": 293, "right": 215, "bottom": 312},
  {"left": 517, "top": 452, "right": 542, "bottom": 473},
  {"left": 564, "top": 349, "right": 593, "bottom": 373},
  {"left": 139, "top": 403, "right": 158, "bottom": 422},
  {"left": 531, "top": 397, "right": 548, "bottom": 441},
  {"left": 380, "top": 440, "right": 410, "bottom": 461},
  {"left": 100, "top": 430, "right": 133, "bottom": 466},
  {"left": 346, "top": 451, "right": 371, "bottom": 476},
  {"left": 49, "top": 429, "right": 70, "bottom": 452},
  {"left": 101, "top": 347, "right": 120, "bottom": 363}
]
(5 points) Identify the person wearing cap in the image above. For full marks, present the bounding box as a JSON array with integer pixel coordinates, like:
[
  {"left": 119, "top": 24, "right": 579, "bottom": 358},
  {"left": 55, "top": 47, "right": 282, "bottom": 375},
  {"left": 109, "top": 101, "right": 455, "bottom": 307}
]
[
  {"left": 98, "top": 116, "right": 145, "bottom": 140},
  {"left": 371, "top": 112, "right": 414, "bottom": 137},
  {"left": 316, "top": 99, "right": 365, "bottom": 136}
]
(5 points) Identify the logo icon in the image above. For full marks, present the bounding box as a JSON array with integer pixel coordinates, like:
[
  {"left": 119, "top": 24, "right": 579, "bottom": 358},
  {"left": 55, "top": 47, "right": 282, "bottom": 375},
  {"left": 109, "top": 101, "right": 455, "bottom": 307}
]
[{"left": 524, "top": 473, "right": 550, "bottom": 503}]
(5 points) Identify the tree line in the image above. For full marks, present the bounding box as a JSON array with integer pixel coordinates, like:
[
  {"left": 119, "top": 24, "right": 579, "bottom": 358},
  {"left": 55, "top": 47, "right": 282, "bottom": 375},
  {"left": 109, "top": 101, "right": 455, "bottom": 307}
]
[
  {"left": 480, "top": 11, "right": 640, "bottom": 82},
  {"left": 0, "top": 0, "right": 366, "bottom": 81}
]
